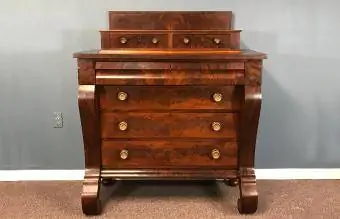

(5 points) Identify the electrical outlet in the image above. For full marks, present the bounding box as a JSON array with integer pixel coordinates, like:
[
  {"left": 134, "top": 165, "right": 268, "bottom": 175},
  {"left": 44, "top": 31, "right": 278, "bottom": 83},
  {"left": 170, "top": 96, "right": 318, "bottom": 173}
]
[{"left": 53, "top": 112, "right": 63, "bottom": 128}]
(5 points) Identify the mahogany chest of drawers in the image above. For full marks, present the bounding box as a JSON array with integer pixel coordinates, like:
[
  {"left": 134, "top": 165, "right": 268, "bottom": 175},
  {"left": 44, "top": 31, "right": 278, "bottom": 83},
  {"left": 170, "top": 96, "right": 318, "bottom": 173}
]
[{"left": 74, "top": 11, "right": 267, "bottom": 215}]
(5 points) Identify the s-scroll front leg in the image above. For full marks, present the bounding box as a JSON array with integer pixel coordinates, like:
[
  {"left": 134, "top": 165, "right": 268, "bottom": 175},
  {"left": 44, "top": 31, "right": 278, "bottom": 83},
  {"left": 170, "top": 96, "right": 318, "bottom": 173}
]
[{"left": 78, "top": 83, "right": 103, "bottom": 215}]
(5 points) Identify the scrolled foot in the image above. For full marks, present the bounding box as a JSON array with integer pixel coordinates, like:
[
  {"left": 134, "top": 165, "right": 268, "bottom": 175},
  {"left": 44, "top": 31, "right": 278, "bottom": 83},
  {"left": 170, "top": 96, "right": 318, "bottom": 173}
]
[
  {"left": 81, "top": 169, "right": 102, "bottom": 215},
  {"left": 237, "top": 195, "right": 258, "bottom": 214},
  {"left": 82, "top": 195, "right": 102, "bottom": 215},
  {"left": 237, "top": 168, "right": 258, "bottom": 214}
]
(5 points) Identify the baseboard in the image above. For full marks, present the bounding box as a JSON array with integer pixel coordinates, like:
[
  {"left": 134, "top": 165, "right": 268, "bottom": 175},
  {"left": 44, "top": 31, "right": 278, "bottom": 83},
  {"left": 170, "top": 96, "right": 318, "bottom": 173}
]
[{"left": 0, "top": 169, "right": 339, "bottom": 181}]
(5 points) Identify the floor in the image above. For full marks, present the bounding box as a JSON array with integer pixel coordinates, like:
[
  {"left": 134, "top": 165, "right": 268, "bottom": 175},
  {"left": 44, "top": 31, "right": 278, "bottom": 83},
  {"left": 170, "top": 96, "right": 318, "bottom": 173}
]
[{"left": 0, "top": 180, "right": 339, "bottom": 218}]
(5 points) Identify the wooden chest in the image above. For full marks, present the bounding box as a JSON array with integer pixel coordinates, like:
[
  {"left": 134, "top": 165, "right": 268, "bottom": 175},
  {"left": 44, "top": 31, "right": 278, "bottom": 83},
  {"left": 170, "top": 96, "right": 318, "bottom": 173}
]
[{"left": 74, "top": 11, "right": 267, "bottom": 215}]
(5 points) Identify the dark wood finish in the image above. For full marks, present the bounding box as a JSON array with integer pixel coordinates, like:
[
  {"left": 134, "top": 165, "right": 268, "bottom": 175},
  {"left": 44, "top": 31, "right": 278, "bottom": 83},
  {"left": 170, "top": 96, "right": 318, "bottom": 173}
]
[
  {"left": 96, "top": 70, "right": 245, "bottom": 85},
  {"left": 81, "top": 169, "right": 101, "bottom": 215},
  {"left": 101, "top": 32, "right": 168, "bottom": 49},
  {"left": 78, "top": 86, "right": 102, "bottom": 215},
  {"left": 101, "top": 169, "right": 237, "bottom": 179},
  {"left": 100, "top": 30, "right": 241, "bottom": 49},
  {"left": 224, "top": 178, "right": 239, "bottom": 187},
  {"left": 98, "top": 86, "right": 243, "bottom": 111},
  {"left": 245, "top": 60, "right": 263, "bottom": 85},
  {"left": 95, "top": 61, "right": 171, "bottom": 70},
  {"left": 74, "top": 49, "right": 266, "bottom": 60},
  {"left": 238, "top": 168, "right": 258, "bottom": 214},
  {"left": 74, "top": 11, "right": 267, "bottom": 215},
  {"left": 108, "top": 11, "right": 232, "bottom": 30},
  {"left": 101, "top": 140, "right": 237, "bottom": 168},
  {"left": 173, "top": 32, "right": 240, "bottom": 49},
  {"left": 101, "top": 112, "right": 239, "bottom": 139},
  {"left": 95, "top": 61, "right": 244, "bottom": 70},
  {"left": 101, "top": 178, "right": 116, "bottom": 186},
  {"left": 77, "top": 60, "right": 95, "bottom": 84}
]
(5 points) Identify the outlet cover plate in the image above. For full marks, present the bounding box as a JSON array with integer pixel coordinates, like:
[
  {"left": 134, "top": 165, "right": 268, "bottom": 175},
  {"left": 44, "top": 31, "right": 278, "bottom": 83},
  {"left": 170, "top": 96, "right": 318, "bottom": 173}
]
[{"left": 53, "top": 112, "right": 63, "bottom": 128}]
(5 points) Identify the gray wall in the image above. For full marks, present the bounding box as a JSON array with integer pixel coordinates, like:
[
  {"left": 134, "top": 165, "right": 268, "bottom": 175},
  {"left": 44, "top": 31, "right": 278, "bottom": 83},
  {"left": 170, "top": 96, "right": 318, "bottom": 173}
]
[{"left": 1, "top": 0, "right": 339, "bottom": 170}]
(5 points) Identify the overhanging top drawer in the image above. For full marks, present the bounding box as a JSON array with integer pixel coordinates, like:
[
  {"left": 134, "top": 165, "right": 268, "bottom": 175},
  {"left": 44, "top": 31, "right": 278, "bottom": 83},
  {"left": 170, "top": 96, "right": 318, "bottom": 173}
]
[
  {"left": 95, "top": 62, "right": 171, "bottom": 70},
  {"left": 95, "top": 62, "right": 244, "bottom": 70}
]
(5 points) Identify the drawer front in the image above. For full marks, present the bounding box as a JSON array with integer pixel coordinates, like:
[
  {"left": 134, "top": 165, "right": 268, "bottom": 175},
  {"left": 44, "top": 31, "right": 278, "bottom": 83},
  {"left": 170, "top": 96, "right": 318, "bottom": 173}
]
[
  {"left": 173, "top": 33, "right": 240, "bottom": 49},
  {"left": 101, "top": 32, "right": 168, "bottom": 49},
  {"left": 96, "top": 70, "right": 244, "bottom": 85},
  {"left": 95, "top": 62, "right": 245, "bottom": 86},
  {"left": 101, "top": 112, "right": 238, "bottom": 139},
  {"left": 102, "top": 140, "right": 237, "bottom": 168},
  {"left": 99, "top": 86, "right": 243, "bottom": 111}
]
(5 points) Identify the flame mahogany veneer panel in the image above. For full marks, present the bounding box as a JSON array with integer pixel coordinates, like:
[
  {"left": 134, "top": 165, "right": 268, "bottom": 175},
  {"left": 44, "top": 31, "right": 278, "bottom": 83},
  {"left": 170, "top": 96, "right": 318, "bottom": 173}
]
[{"left": 108, "top": 11, "right": 233, "bottom": 30}]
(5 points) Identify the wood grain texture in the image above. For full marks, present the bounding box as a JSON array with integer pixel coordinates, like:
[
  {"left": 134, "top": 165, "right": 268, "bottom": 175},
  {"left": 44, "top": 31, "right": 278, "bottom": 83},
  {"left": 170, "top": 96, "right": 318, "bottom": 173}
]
[
  {"left": 238, "top": 168, "right": 258, "bottom": 214},
  {"left": 100, "top": 32, "right": 168, "bottom": 49},
  {"left": 78, "top": 85, "right": 101, "bottom": 168},
  {"left": 108, "top": 11, "right": 232, "bottom": 30},
  {"left": 96, "top": 70, "right": 244, "bottom": 86},
  {"left": 238, "top": 86, "right": 262, "bottom": 167},
  {"left": 98, "top": 85, "right": 243, "bottom": 111},
  {"left": 101, "top": 169, "right": 237, "bottom": 179},
  {"left": 95, "top": 62, "right": 171, "bottom": 70},
  {"left": 74, "top": 49, "right": 267, "bottom": 61},
  {"left": 101, "top": 112, "right": 239, "bottom": 139},
  {"left": 170, "top": 62, "right": 245, "bottom": 70},
  {"left": 78, "top": 86, "right": 103, "bottom": 215},
  {"left": 75, "top": 10, "right": 267, "bottom": 215},
  {"left": 173, "top": 33, "right": 240, "bottom": 49},
  {"left": 81, "top": 169, "right": 102, "bottom": 215},
  {"left": 77, "top": 59, "right": 95, "bottom": 84},
  {"left": 96, "top": 61, "right": 244, "bottom": 70},
  {"left": 101, "top": 140, "right": 237, "bottom": 168},
  {"left": 245, "top": 60, "right": 263, "bottom": 85}
]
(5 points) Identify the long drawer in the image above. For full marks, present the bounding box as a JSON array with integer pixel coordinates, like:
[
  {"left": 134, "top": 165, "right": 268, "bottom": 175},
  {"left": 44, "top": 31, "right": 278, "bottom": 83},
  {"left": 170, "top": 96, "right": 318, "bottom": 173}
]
[
  {"left": 98, "top": 86, "right": 243, "bottom": 111},
  {"left": 101, "top": 112, "right": 239, "bottom": 139},
  {"left": 101, "top": 140, "right": 237, "bottom": 169},
  {"left": 96, "top": 70, "right": 244, "bottom": 85}
]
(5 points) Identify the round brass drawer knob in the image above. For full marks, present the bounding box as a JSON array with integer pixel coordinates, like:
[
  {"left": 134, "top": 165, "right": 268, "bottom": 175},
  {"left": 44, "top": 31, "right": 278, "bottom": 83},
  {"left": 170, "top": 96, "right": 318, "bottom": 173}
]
[
  {"left": 152, "top": 37, "right": 159, "bottom": 44},
  {"left": 120, "top": 37, "right": 128, "bottom": 44},
  {"left": 211, "top": 122, "right": 222, "bottom": 132},
  {"left": 212, "top": 93, "right": 223, "bottom": 102},
  {"left": 120, "top": 149, "right": 129, "bottom": 160},
  {"left": 118, "top": 121, "right": 128, "bottom": 131},
  {"left": 117, "top": 92, "right": 128, "bottom": 101},
  {"left": 211, "top": 149, "right": 220, "bottom": 160},
  {"left": 183, "top": 37, "right": 190, "bottom": 44},
  {"left": 213, "top": 38, "right": 221, "bottom": 45}
]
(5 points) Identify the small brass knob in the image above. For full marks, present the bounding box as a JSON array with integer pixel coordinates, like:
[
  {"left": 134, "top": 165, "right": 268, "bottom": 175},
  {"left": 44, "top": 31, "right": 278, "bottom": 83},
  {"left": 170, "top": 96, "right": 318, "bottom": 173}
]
[
  {"left": 118, "top": 121, "right": 128, "bottom": 131},
  {"left": 213, "top": 38, "right": 221, "bottom": 45},
  {"left": 211, "top": 122, "right": 222, "bottom": 132},
  {"left": 117, "top": 92, "right": 128, "bottom": 101},
  {"left": 120, "top": 149, "right": 128, "bottom": 160},
  {"left": 120, "top": 37, "right": 128, "bottom": 44},
  {"left": 211, "top": 149, "right": 220, "bottom": 160},
  {"left": 152, "top": 37, "right": 159, "bottom": 44},
  {"left": 183, "top": 37, "right": 190, "bottom": 44},
  {"left": 212, "top": 93, "right": 223, "bottom": 102}
]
